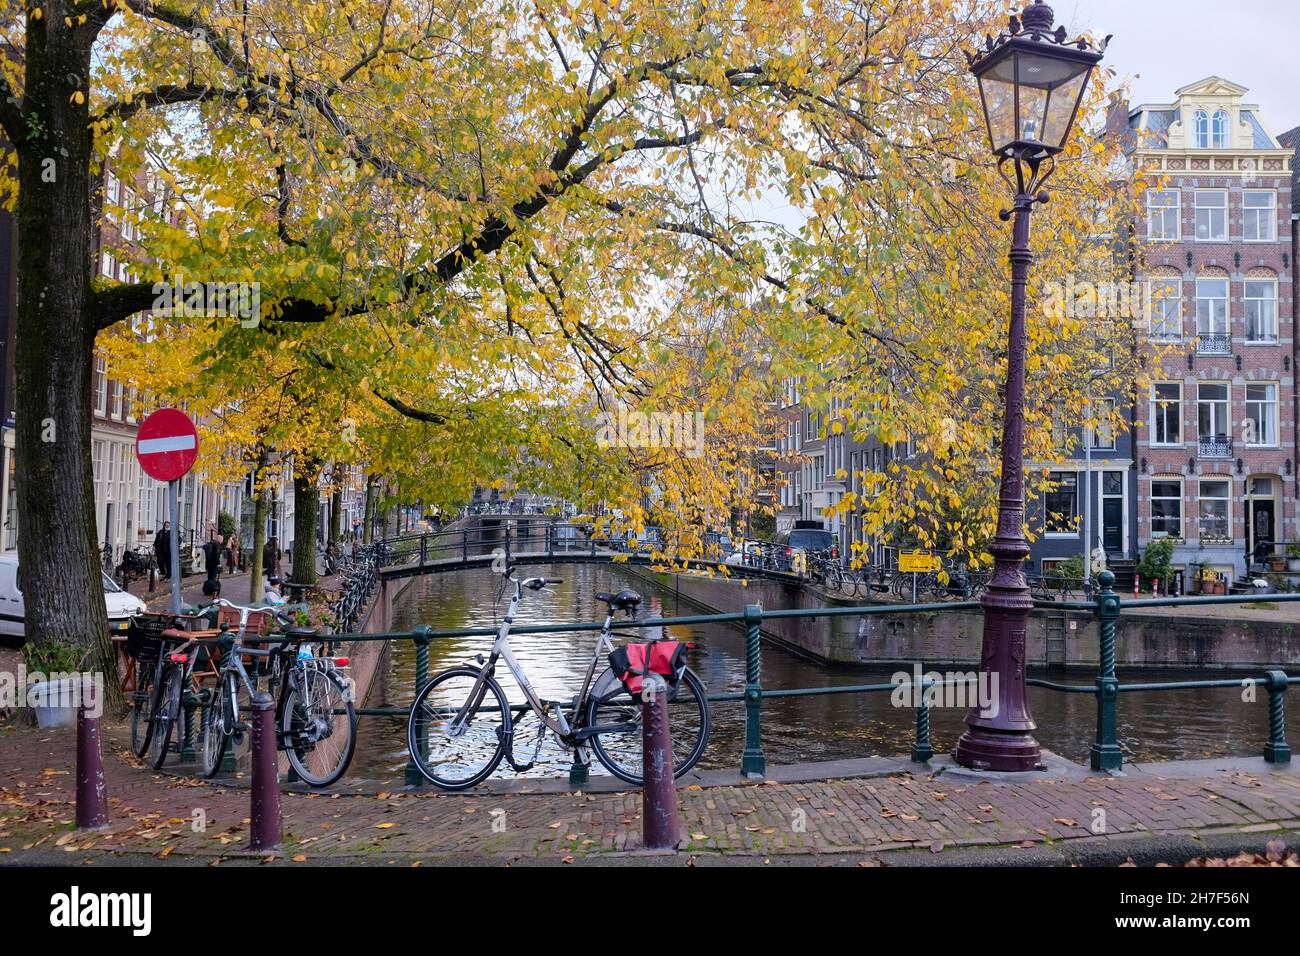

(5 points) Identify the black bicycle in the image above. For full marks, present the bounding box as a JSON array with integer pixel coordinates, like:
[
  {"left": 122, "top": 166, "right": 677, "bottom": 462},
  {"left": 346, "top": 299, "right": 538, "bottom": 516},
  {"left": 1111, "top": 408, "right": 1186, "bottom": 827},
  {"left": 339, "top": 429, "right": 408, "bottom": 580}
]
[{"left": 200, "top": 599, "right": 357, "bottom": 787}]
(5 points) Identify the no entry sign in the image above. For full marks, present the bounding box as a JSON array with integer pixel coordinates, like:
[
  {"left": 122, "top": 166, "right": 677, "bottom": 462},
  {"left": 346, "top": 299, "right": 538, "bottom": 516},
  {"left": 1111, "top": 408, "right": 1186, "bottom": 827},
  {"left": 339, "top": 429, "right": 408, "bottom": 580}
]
[{"left": 135, "top": 408, "right": 199, "bottom": 482}]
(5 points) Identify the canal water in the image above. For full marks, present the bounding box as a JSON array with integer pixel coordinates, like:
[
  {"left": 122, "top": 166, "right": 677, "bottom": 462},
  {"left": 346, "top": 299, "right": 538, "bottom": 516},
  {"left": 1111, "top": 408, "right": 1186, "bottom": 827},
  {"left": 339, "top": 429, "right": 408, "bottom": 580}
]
[{"left": 349, "top": 562, "right": 1299, "bottom": 780}]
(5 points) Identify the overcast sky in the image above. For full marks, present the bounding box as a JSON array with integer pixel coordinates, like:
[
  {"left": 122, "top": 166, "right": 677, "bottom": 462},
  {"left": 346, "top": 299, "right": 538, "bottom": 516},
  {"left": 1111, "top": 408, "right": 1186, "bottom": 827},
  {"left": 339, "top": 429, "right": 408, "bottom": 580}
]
[{"left": 1057, "top": 0, "right": 1299, "bottom": 136}]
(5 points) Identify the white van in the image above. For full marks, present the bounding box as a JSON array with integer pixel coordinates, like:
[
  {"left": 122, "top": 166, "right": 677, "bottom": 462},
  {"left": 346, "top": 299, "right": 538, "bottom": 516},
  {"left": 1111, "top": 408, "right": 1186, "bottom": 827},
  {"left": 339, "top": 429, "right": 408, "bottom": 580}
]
[{"left": 0, "top": 554, "right": 147, "bottom": 639}]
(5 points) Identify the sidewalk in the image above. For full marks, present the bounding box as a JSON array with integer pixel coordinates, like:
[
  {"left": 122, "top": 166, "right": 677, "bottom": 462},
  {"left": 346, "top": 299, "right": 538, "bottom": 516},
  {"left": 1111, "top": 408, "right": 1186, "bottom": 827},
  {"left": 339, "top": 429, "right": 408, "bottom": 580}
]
[
  {"left": 2, "top": 722, "right": 1298, "bottom": 865},
  {"left": 124, "top": 569, "right": 341, "bottom": 612}
]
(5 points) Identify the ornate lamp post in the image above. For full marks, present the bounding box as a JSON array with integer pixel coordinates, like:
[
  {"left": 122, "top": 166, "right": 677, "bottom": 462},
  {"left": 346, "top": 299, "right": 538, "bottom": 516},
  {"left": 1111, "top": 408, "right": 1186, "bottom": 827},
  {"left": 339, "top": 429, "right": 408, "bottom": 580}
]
[{"left": 955, "top": 1, "right": 1107, "bottom": 771}]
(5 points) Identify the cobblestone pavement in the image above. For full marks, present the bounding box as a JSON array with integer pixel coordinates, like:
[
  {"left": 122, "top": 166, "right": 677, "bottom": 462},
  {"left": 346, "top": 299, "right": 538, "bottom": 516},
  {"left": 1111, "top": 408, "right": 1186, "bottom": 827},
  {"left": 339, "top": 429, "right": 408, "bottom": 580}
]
[{"left": 2, "top": 723, "right": 1299, "bottom": 864}]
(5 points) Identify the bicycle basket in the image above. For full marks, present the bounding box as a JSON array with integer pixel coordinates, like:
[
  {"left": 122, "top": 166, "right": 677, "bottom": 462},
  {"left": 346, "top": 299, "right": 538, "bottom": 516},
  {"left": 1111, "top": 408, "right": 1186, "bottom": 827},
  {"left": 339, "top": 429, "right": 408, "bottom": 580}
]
[{"left": 125, "top": 614, "right": 171, "bottom": 662}]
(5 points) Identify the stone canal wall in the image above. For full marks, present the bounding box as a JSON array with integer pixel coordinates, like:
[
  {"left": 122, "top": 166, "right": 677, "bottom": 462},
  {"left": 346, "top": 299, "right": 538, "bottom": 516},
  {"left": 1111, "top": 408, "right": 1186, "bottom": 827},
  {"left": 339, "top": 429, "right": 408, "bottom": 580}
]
[{"left": 621, "top": 565, "right": 1300, "bottom": 670}]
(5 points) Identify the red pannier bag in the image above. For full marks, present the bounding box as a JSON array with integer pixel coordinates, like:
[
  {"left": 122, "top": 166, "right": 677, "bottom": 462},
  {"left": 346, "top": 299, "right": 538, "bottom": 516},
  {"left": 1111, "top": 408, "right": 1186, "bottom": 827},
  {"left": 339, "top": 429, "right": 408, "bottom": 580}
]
[{"left": 608, "top": 641, "right": 687, "bottom": 697}]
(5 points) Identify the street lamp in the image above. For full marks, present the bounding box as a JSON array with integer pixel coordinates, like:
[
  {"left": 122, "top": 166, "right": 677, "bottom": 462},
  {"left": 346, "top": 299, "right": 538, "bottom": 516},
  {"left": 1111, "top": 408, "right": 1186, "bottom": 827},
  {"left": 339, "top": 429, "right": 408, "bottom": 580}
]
[{"left": 955, "top": 2, "right": 1107, "bottom": 771}]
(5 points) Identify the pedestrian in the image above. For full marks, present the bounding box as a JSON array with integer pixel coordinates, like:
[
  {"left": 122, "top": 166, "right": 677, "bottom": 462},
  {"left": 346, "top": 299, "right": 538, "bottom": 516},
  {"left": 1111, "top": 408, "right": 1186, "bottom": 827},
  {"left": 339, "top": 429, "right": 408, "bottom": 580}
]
[
  {"left": 263, "top": 535, "right": 280, "bottom": 582},
  {"left": 229, "top": 534, "right": 241, "bottom": 573},
  {"left": 153, "top": 521, "right": 172, "bottom": 579},
  {"left": 201, "top": 532, "right": 224, "bottom": 596}
]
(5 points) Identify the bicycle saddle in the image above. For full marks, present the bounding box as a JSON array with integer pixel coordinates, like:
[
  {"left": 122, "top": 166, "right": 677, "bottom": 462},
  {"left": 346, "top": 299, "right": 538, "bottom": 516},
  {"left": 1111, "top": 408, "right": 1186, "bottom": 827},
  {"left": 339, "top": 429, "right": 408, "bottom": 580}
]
[{"left": 596, "top": 589, "right": 642, "bottom": 612}]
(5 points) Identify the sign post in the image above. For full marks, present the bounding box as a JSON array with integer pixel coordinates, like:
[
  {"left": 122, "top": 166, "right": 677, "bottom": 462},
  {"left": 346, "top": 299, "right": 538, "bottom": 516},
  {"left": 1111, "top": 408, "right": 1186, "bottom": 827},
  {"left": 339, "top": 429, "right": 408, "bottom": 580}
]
[
  {"left": 899, "top": 550, "right": 941, "bottom": 604},
  {"left": 136, "top": 409, "right": 199, "bottom": 614}
]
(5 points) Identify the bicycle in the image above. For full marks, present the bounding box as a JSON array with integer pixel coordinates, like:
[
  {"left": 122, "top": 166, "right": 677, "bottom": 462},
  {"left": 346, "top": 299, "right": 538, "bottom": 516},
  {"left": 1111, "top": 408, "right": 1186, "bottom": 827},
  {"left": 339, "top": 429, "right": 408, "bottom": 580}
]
[
  {"left": 199, "top": 598, "right": 357, "bottom": 787},
  {"left": 126, "top": 618, "right": 210, "bottom": 771},
  {"left": 405, "top": 567, "right": 711, "bottom": 790}
]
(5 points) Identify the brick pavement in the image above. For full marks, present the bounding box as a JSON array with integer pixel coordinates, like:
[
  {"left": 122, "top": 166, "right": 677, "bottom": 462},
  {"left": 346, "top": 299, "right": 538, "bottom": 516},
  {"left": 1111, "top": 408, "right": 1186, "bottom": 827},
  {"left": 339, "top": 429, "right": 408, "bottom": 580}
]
[{"left": 3, "top": 722, "right": 1299, "bottom": 864}]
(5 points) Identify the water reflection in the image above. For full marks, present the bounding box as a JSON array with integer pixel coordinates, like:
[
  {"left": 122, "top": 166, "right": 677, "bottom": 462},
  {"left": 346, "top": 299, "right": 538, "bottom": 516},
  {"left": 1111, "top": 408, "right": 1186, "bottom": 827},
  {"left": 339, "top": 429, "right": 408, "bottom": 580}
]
[{"left": 349, "top": 562, "right": 1299, "bottom": 780}]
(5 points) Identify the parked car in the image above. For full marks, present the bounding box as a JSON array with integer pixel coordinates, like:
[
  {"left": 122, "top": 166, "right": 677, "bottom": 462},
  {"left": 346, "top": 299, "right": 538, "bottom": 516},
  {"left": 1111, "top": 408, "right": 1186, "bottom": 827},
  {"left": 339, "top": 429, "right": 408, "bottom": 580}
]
[
  {"left": 780, "top": 521, "right": 837, "bottom": 570},
  {"left": 0, "top": 554, "right": 146, "bottom": 639},
  {"left": 724, "top": 540, "right": 771, "bottom": 567}
]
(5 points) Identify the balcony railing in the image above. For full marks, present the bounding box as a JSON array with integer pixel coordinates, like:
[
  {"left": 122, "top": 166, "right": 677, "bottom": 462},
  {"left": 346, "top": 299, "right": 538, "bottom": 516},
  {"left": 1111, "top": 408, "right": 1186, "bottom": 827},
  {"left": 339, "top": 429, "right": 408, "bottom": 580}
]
[
  {"left": 1198, "top": 435, "right": 1233, "bottom": 458},
  {"left": 1196, "top": 332, "right": 1231, "bottom": 354}
]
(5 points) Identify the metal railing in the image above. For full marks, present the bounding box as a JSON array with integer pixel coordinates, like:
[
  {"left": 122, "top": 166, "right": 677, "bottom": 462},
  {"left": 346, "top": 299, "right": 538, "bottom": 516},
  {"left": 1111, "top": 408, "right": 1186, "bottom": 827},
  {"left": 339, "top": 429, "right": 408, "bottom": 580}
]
[
  {"left": 1196, "top": 332, "right": 1231, "bottom": 355},
  {"left": 284, "top": 566, "right": 1296, "bottom": 785},
  {"left": 1197, "top": 435, "right": 1233, "bottom": 459}
]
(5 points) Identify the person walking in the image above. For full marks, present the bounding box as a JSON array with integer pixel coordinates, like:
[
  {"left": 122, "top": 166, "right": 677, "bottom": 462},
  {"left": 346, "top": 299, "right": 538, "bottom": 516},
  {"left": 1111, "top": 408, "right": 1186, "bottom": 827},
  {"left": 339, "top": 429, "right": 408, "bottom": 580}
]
[
  {"left": 263, "top": 535, "right": 281, "bottom": 582},
  {"left": 153, "top": 521, "right": 172, "bottom": 580},
  {"left": 201, "top": 533, "right": 224, "bottom": 597}
]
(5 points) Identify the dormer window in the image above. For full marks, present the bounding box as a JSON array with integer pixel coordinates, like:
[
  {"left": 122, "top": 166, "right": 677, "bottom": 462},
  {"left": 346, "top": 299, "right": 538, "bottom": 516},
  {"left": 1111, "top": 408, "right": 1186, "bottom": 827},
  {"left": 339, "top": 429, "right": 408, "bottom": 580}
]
[
  {"left": 1211, "top": 109, "right": 1229, "bottom": 147},
  {"left": 1193, "top": 110, "right": 1209, "bottom": 148}
]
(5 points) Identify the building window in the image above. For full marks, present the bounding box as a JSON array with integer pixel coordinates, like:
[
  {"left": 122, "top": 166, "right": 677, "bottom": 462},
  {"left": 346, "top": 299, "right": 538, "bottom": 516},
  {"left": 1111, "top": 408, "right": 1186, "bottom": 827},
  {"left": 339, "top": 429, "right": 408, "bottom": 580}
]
[
  {"left": 1151, "top": 383, "right": 1182, "bottom": 446},
  {"left": 1198, "top": 479, "right": 1231, "bottom": 542},
  {"left": 1151, "top": 479, "right": 1183, "bottom": 539},
  {"left": 1195, "top": 278, "right": 1229, "bottom": 352},
  {"left": 1243, "top": 280, "right": 1277, "bottom": 342},
  {"left": 1197, "top": 383, "right": 1231, "bottom": 457},
  {"left": 1243, "top": 191, "right": 1277, "bottom": 241},
  {"left": 1193, "top": 109, "right": 1209, "bottom": 148},
  {"left": 1044, "top": 471, "right": 1078, "bottom": 535},
  {"left": 1088, "top": 398, "right": 1116, "bottom": 450},
  {"left": 110, "top": 380, "right": 124, "bottom": 420},
  {"left": 1244, "top": 383, "right": 1278, "bottom": 447},
  {"left": 1211, "top": 109, "right": 1229, "bottom": 148},
  {"left": 1145, "top": 189, "right": 1180, "bottom": 240},
  {"left": 1148, "top": 278, "right": 1181, "bottom": 339},
  {"left": 1194, "top": 190, "right": 1227, "bottom": 241},
  {"left": 93, "top": 357, "right": 108, "bottom": 415}
]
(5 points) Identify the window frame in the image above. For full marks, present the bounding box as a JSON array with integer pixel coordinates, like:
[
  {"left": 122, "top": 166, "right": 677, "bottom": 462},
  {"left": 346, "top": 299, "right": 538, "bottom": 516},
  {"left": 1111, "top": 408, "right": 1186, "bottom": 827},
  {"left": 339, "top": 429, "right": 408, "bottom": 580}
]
[
  {"left": 1145, "top": 188, "right": 1181, "bottom": 241},
  {"left": 1244, "top": 382, "right": 1279, "bottom": 448},
  {"left": 1148, "top": 277, "right": 1182, "bottom": 339},
  {"left": 1043, "top": 470, "right": 1079, "bottom": 537},
  {"left": 1242, "top": 190, "right": 1277, "bottom": 242},
  {"left": 1196, "top": 382, "right": 1231, "bottom": 441},
  {"left": 1197, "top": 478, "right": 1232, "bottom": 543},
  {"left": 1193, "top": 190, "right": 1228, "bottom": 242},
  {"left": 1150, "top": 382, "right": 1183, "bottom": 447},
  {"left": 1150, "top": 478, "right": 1184, "bottom": 540},
  {"left": 1243, "top": 278, "right": 1278, "bottom": 342}
]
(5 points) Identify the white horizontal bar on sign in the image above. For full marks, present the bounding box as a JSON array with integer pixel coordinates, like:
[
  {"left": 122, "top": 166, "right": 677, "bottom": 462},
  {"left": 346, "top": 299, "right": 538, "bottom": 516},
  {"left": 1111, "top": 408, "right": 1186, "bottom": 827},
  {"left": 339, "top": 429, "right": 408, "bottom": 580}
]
[{"left": 139, "top": 435, "right": 196, "bottom": 454}]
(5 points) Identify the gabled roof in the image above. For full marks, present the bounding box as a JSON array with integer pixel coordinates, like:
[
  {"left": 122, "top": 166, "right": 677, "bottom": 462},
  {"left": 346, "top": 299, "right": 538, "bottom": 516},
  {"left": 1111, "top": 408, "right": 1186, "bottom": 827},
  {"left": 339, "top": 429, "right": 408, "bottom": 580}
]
[{"left": 1174, "top": 76, "right": 1251, "bottom": 98}]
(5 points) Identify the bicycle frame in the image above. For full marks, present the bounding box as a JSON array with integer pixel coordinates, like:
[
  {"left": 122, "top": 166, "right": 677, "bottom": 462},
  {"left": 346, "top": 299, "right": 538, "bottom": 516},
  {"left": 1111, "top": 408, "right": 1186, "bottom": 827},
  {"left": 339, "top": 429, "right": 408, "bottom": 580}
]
[{"left": 448, "top": 575, "right": 620, "bottom": 744}]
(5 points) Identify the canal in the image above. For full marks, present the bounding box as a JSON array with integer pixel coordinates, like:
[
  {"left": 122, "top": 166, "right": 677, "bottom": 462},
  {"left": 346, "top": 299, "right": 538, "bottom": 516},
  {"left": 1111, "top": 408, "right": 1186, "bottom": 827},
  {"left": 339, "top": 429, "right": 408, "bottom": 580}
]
[{"left": 348, "top": 562, "right": 1299, "bottom": 780}]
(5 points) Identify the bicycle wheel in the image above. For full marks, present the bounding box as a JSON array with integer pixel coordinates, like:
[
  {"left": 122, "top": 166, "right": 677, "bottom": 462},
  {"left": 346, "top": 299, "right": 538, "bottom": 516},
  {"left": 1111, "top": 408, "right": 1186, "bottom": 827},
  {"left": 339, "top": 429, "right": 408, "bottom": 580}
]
[
  {"left": 199, "top": 680, "right": 231, "bottom": 779},
  {"left": 822, "top": 563, "right": 842, "bottom": 591},
  {"left": 130, "top": 664, "right": 157, "bottom": 758},
  {"left": 280, "top": 667, "right": 357, "bottom": 787},
  {"left": 406, "top": 667, "right": 509, "bottom": 790},
  {"left": 585, "top": 667, "right": 710, "bottom": 786},
  {"left": 149, "top": 664, "right": 183, "bottom": 770}
]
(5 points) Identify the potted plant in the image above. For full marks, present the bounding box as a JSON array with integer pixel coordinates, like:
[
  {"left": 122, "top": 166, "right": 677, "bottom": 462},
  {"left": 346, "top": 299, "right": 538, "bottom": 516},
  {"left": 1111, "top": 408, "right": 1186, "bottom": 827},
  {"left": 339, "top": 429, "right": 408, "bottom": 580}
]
[
  {"left": 22, "top": 639, "right": 91, "bottom": 728},
  {"left": 1286, "top": 543, "right": 1300, "bottom": 573},
  {"left": 1137, "top": 538, "right": 1174, "bottom": 597},
  {"left": 1268, "top": 550, "right": 1286, "bottom": 573}
]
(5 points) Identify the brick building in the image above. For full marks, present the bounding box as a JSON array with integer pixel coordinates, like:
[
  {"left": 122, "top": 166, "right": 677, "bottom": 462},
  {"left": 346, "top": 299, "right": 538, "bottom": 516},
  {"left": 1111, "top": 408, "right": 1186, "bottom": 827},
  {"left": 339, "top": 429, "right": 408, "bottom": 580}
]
[{"left": 1125, "top": 77, "right": 1295, "bottom": 583}]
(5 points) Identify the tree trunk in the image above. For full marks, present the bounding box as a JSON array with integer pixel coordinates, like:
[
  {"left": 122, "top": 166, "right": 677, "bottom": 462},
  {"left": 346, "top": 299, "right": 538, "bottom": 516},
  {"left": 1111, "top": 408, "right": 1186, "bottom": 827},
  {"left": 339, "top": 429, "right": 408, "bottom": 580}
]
[
  {"left": 12, "top": 13, "right": 118, "bottom": 704},
  {"left": 362, "top": 474, "right": 376, "bottom": 544},
  {"left": 291, "top": 458, "right": 319, "bottom": 585},
  {"left": 248, "top": 449, "right": 269, "bottom": 603}
]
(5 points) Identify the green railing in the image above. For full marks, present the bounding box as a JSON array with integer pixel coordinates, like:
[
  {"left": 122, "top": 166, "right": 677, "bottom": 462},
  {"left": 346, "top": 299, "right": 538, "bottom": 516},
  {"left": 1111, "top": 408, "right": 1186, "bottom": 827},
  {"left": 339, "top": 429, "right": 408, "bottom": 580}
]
[{"left": 305, "top": 567, "right": 1294, "bottom": 785}]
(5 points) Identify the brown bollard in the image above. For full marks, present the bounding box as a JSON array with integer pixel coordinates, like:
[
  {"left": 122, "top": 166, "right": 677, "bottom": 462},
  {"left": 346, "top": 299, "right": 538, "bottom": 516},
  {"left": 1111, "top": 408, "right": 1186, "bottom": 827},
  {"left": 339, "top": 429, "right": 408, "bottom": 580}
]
[
  {"left": 76, "top": 693, "right": 109, "bottom": 829},
  {"left": 248, "top": 691, "right": 281, "bottom": 850},
  {"left": 641, "top": 673, "right": 680, "bottom": 851}
]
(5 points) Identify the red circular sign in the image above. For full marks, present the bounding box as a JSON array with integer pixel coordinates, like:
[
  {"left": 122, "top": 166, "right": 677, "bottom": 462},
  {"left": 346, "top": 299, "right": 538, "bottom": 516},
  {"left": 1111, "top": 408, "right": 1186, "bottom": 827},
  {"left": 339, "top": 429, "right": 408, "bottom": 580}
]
[{"left": 136, "top": 408, "right": 199, "bottom": 482}]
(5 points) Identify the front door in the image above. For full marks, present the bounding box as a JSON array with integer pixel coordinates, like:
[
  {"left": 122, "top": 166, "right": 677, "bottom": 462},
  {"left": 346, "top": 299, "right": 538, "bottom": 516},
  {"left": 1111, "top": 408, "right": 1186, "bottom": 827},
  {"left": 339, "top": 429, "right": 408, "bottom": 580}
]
[
  {"left": 1102, "top": 499, "right": 1123, "bottom": 553},
  {"left": 1250, "top": 499, "right": 1276, "bottom": 557}
]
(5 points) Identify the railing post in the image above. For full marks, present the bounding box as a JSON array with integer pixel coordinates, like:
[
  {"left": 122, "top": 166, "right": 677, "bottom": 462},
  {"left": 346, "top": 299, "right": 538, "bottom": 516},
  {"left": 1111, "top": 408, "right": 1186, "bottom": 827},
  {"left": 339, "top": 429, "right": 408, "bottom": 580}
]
[
  {"left": 420, "top": 533, "right": 427, "bottom": 567},
  {"left": 462, "top": 529, "right": 468, "bottom": 564},
  {"left": 505, "top": 525, "right": 512, "bottom": 564},
  {"left": 741, "top": 603, "right": 766, "bottom": 777},
  {"left": 911, "top": 675, "right": 934, "bottom": 762},
  {"left": 640, "top": 673, "right": 680, "bottom": 850},
  {"left": 1090, "top": 569, "right": 1123, "bottom": 772},
  {"left": 405, "top": 627, "right": 432, "bottom": 787},
  {"left": 75, "top": 698, "right": 108, "bottom": 829},
  {"left": 1263, "top": 670, "right": 1292, "bottom": 764},
  {"left": 249, "top": 691, "right": 281, "bottom": 850}
]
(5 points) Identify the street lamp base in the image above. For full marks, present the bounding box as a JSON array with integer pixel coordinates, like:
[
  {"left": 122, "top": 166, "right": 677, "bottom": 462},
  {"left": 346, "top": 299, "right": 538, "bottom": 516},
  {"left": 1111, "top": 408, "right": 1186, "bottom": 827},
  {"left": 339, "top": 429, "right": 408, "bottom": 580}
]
[{"left": 953, "top": 725, "right": 1044, "bottom": 772}]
